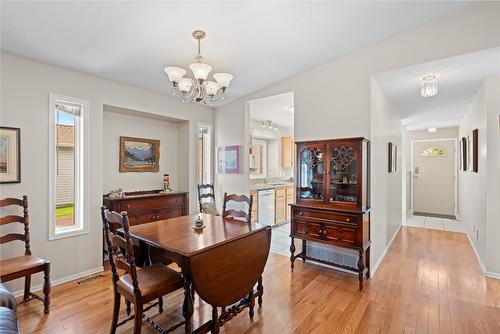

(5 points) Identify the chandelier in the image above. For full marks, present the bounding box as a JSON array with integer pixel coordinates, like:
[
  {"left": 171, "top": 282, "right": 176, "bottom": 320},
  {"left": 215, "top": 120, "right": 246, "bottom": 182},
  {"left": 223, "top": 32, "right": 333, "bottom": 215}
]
[
  {"left": 164, "top": 30, "right": 233, "bottom": 104},
  {"left": 420, "top": 74, "right": 438, "bottom": 97}
]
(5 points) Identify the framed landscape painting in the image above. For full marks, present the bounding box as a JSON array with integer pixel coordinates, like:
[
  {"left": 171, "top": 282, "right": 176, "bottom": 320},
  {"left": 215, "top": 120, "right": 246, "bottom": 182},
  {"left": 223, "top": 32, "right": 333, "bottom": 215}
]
[
  {"left": 119, "top": 136, "right": 160, "bottom": 172},
  {"left": 0, "top": 127, "right": 21, "bottom": 183}
]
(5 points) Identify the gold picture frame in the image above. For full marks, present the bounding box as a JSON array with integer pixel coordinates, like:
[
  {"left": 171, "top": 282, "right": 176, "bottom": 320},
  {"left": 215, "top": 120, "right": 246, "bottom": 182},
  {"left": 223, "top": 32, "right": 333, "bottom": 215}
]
[{"left": 119, "top": 136, "right": 160, "bottom": 172}]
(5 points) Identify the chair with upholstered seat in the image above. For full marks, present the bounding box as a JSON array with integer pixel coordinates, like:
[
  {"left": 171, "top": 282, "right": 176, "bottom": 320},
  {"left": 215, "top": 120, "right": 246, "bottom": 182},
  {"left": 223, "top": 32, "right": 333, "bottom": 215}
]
[
  {"left": 197, "top": 183, "right": 219, "bottom": 215},
  {"left": 0, "top": 196, "right": 51, "bottom": 314},
  {"left": 101, "top": 207, "right": 184, "bottom": 334},
  {"left": 222, "top": 193, "right": 253, "bottom": 223}
]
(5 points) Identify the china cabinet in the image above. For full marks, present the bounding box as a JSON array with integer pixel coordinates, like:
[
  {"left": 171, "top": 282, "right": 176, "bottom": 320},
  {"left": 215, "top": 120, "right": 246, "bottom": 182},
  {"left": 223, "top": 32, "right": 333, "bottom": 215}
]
[{"left": 290, "top": 137, "right": 371, "bottom": 290}]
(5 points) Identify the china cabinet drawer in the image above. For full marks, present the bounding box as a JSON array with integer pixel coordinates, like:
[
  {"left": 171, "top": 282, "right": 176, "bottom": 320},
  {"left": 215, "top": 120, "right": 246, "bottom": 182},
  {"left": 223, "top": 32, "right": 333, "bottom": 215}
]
[
  {"left": 293, "top": 219, "right": 359, "bottom": 246},
  {"left": 119, "top": 195, "right": 184, "bottom": 212},
  {"left": 294, "top": 208, "right": 359, "bottom": 225}
]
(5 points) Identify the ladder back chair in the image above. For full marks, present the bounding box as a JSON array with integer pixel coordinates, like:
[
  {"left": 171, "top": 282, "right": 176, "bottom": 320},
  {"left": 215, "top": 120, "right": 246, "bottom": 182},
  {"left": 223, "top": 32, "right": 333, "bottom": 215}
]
[
  {"left": 101, "top": 207, "right": 184, "bottom": 334},
  {"left": 0, "top": 196, "right": 51, "bottom": 314},
  {"left": 197, "top": 183, "right": 219, "bottom": 215},
  {"left": 222, "top": 193, "right": 254, "bottom": 223}
]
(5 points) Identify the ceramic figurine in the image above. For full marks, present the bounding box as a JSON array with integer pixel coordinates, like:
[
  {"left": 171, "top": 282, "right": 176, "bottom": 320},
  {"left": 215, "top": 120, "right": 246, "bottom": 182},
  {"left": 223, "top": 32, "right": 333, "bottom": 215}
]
[{"left": 162, "top": 173, "right": 172, "bottom": 192}]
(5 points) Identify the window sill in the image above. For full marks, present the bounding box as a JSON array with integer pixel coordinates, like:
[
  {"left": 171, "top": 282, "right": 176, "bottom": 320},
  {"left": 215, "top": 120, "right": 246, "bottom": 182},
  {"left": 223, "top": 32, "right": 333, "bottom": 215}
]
[{"left": 49, "top": 227, "right": 88, "bottom": 241}]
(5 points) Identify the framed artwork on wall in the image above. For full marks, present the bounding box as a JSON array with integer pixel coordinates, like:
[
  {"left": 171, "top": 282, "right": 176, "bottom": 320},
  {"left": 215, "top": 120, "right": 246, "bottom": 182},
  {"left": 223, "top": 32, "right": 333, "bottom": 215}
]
[
  {"left": 387, "top": 142, "right": 397, "bottom": 173},
  {"left": 217, "top": 145, "right": 241, "bottom": 174},
  {"left": 0, "top": 126, "right": 21, "bottom": 183},
  {"left": 472, "top": 129, "right": 478, "bottom": 173},
  {"left": 460, "top": 137, "right": 467, "bottom": 171},
  {"left": 119, "top": 136, "right": 160, "bottom": 172}
]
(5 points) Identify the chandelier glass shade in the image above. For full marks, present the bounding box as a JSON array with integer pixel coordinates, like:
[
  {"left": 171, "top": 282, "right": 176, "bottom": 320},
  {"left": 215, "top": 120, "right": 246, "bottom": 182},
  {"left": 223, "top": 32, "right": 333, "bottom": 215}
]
[
  {"left": 164, "top": 30, "right": 233, "bottom": 104},
  {"left": 420, "top": 74, "right": 438, "bottom": 97}
]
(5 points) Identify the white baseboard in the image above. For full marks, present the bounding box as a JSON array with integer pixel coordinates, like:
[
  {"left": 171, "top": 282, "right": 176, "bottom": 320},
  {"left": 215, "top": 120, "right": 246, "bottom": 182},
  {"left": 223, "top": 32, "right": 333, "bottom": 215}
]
[
  {"left": 370, "top": 224, "right": 402, "bottom": 277},
  {"left": 12, "top": 266, "right": 104, "bottom": 298},
  {"left": 465, "top": 232, "right": 500, "bottom": 280}
]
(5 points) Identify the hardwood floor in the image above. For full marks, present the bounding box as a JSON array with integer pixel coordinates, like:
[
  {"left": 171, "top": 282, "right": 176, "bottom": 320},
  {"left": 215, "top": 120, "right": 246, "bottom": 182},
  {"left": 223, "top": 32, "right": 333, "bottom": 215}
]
[{"left": 16, "top": 227, "right": 500, "bottom": 333}]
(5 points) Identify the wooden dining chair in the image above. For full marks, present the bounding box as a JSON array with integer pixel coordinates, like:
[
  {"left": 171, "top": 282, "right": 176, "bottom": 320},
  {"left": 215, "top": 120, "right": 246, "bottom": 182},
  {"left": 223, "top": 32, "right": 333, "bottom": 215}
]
[
  {"left": 197, "top": 183, "right": 219, "bottom": 215},
  {"left": 222, "top": 193, "right": 253, "bottom": 223},
  {"left": 0, "top": 196, "right": 51, "bottom": 314},
  {"left": 101, "top": 207, "right": 184, "bottom": 334}
]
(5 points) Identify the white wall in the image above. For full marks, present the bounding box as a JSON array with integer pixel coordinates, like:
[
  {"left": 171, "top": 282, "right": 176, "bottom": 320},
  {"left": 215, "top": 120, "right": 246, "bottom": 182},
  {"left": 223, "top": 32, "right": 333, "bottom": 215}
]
[
  {"left": 0, "top": 52, "right": 213, "bottom": 292},
  {"left": 215, "top": 3, "right": 500, "bottom": 273},
  {"left": 102, "top": 110, "right": 181, "bottom": 193},
  {"left": 458, "top": 76, "right": 500, "bottom": 277},
  {"left": 370, "top": 79, "right": 403, "bottom": 273}
]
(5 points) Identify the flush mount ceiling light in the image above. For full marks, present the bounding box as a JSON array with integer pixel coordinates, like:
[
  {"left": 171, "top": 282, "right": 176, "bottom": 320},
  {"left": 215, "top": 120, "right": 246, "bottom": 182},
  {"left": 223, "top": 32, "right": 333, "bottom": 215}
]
[
  {"left": 164, "top": 30, "right": 233, "bottom": 105},
  {"left": 420, "top": 74, "right": 438, "bottom": 97},
  {"left": 428, "top": 127, "right": 437, "bottom": 133}
]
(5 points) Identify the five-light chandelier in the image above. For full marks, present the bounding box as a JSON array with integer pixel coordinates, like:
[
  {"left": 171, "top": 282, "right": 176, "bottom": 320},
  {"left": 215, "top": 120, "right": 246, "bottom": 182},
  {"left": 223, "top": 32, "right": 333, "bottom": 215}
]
[{"left": 164, "top": 30, "right": 233, "bottom": 105}]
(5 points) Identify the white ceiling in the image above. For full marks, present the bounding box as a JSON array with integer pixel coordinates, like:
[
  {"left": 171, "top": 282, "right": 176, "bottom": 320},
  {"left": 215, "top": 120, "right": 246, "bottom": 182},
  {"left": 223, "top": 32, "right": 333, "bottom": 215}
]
[
  {"left": 249, "top": 92, "right": 294, "bottom": 129},
  {"left": 0, "top": 1, "right": 472, "bottom": 104},
  {"left": 374, "top": 48, "right": 500, "bottom": 130}
]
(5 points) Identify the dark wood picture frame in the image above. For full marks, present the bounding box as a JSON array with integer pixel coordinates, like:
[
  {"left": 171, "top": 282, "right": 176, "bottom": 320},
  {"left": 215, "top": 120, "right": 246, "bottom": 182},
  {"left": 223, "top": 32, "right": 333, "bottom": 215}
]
[
  {"left": 461, "top": 137, "right": 467, "bottom": 171},
  {"left": 472, "top": 129, "right": 478, "bottom": 173},
  {"left": 388, "top": 142, "right": 397, "bottom": 173},
  {"left": 0, "top": 126, "right": 21, "bottom": 183},
  {"left": 119, "top": 136, "right": 160, "bottom": 172}
]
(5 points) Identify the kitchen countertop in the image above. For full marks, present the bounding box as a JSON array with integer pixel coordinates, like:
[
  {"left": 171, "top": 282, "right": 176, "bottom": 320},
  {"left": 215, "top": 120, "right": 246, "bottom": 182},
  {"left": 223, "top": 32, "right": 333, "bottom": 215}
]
[{"left": 249, "top": 182, "right": 295, "bottom": 191}]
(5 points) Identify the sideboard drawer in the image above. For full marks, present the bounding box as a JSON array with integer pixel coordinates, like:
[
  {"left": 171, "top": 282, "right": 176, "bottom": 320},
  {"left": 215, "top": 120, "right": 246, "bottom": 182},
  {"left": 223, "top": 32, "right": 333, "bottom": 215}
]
[
  {"left": 119, "top": 195, "right": 184, "bottom": 212},
  {"left": 294, "top": 208, "right": 359, "bottom": 225}
]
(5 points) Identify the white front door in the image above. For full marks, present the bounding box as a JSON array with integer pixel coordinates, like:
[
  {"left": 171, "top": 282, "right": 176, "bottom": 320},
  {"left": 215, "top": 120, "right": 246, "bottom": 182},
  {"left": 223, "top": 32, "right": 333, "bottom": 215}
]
[{"left": 413, "top": 140, "right": 455, "bottom": 216}]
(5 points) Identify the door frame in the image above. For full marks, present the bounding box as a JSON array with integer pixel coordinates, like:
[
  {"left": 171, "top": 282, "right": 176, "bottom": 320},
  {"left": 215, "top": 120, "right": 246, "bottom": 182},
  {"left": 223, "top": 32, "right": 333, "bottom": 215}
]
[{"left": 410, "top": 138, "right": 458, "bottom": 217}]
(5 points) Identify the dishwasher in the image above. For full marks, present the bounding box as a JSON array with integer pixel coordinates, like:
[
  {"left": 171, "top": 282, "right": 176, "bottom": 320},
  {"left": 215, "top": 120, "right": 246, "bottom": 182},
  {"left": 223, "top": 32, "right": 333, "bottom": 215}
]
[{"left": 258, "top": 189, "right": 275, "bottom": 225}]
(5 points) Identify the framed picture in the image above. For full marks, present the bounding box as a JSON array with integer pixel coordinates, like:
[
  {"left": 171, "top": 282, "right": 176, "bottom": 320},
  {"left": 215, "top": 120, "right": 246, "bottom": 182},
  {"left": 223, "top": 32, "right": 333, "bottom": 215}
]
[
  {"left": 460, "top": 137, "right": 467, "bottom": 171},
  {"left": 472, "top": 129, "right": 478, "bottom": 173},
  {"left": 467, "top": 135, "right": 472, "bottom": 172},
  {"left": 119, "top": 136, "right": 160, "bottom": 172},
  {"left": 217, "top": 145, "right": 241, "bottom": 174},
  {"left": 0, "top": 127, "right": 21, "bottom": 183},
  {"left": 388, "top": 142, "right": 397, "bottom": 173}
]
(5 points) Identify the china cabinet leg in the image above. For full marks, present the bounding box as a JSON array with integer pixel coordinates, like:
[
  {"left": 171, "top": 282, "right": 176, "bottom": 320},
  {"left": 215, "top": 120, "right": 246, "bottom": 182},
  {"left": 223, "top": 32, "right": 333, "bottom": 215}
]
[
  {"left": 290, "top": 236, "right": 296, "bottom": 271},
  {"left": 357, "top": 250, "right": 365, "bottom": 291}
]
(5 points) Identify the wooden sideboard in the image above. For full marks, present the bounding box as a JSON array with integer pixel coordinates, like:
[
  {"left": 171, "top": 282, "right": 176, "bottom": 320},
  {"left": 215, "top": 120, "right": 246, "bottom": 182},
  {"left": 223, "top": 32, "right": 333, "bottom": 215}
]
[
  {"left": 290, "top": 137, "right": 371, "bottom": 291},
  {"left": 103, "top": 190, "right": 189, "bottom": 226}
]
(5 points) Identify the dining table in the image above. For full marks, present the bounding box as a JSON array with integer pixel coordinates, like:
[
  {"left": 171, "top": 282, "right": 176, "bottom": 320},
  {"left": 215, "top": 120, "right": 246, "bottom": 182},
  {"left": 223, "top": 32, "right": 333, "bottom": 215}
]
[{"left": 127, "top": 213, "right": 272, "bottom": 334}]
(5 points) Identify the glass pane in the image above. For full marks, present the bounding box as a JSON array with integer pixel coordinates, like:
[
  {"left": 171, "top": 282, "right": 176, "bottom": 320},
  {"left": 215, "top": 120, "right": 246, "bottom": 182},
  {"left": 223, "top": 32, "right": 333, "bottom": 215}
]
[
  {"left": 55, "top": 110, "right": 76, "bottom": 228},
  {"left": 421, "top": 146, "right": 446, "bottom": 157},
  {"left": 330, "top": 145, "right": 357, "bottom": 204},
  {"left": 299, "top": 147, "right": 324, "bottom": 200}
]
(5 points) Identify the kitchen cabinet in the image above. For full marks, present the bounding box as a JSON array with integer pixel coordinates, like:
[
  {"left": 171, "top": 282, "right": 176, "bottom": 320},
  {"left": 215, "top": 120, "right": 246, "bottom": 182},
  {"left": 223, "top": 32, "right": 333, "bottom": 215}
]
[
  {"left": 275, "top": 187, "right": 286, "bottom": 224},
  {"left": 250, "top": 190, "right": 258, "bottom": 223},
  {"left": 285, "top": 186, "right": 294, "bottom": 221},
  {"left": 281, "top": 136, "right": 294, "bottom": 168}
]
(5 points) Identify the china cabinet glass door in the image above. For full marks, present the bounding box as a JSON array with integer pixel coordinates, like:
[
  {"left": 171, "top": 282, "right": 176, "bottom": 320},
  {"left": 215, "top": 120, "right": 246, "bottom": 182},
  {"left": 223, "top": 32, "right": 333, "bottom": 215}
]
[
  {"left": 298, "top": 145, "right": 325, "bottom": 200},
  {"left": 329, "top": 144, "right": 358, "bottom": 204}
]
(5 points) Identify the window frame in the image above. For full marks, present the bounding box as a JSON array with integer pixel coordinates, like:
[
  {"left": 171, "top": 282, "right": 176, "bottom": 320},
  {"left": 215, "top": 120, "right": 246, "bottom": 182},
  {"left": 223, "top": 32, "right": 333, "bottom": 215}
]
[
  {"left": 48, "top": 93, "right": 89, "bottom": 240},
  {"left": 197, "top": 122, "right": 213, "bottom": 185},
  {"left": 250, "top": 138, "right": 268, "bottom": 179}
]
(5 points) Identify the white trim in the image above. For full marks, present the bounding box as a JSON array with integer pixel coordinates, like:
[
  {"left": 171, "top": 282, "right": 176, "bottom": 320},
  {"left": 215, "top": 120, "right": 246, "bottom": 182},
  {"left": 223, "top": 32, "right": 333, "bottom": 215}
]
[
  {"left": 466, "top": 230, "right": 486, "bottom": 273},
  {"left": 486, "top": 271, "right": 500, "bottom": 279},
  {"left": 410, "top": 138, "right": 458, "bottom": 217},
  {"left": 196, "top": 121, "right": 213, "bottom": 185},
  {"left": 11, "top": 266, "right": 104, "bottom": 298},
  {"left": 48, "top": 93, "right": 90, "bottom": 240},
  {"left": 370, "top": 224, "right": 402, "bottom": 277}
]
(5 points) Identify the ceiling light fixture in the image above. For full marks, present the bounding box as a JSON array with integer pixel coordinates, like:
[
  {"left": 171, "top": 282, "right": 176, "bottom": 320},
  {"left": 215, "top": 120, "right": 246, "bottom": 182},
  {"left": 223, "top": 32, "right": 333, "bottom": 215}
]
[
  {"left": 164, "top": 30, "right": 233, "bottom": 105},
  {"left": 428, "top": 127, "right": 437, "bottom": 133},
  {"left": 420, "top": 74, "right": 438, "bottom": 98}
]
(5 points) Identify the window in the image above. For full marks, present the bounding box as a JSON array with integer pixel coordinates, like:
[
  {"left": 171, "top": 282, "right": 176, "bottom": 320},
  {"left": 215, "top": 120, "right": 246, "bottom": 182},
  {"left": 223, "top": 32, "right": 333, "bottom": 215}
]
[
  {"left": 421, "top": 146, "right": 447, "bottom": 157},
  {"left": 250, "top": 138, "right": 267, "bottom": 179},
  {"left": 197, "top": 124, "right": 212, "bottom": 184},
  {"left": 49, "top": 94, "right": 89, "bottom": 239}
]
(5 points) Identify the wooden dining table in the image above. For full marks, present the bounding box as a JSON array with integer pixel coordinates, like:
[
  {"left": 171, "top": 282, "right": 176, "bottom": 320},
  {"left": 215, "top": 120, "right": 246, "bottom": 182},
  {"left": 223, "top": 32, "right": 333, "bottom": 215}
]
[{"left": 127, "top": 213, "right": 272, "bottom": 334}]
